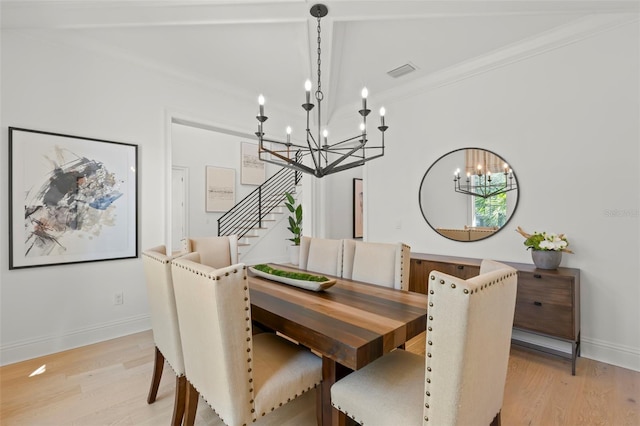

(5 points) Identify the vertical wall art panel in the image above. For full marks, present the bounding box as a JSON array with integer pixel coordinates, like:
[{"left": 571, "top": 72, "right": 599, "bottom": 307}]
[
  {"left": 9, "top": 127, "right": 138, "bottom": 269},
  {"left": 353, "top": 178, "right": 363, "bottom": 238},
  {"left": 205, "top": 166, "right": 235, "bottom": 212},
  {"left": 241, "top": 141, "right": 265, "bottom": 185}
]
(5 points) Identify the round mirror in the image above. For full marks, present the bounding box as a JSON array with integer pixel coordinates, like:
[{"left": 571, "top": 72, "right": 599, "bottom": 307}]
[{"left": 419, "top": 148, "right": 519, "bottom": 242}]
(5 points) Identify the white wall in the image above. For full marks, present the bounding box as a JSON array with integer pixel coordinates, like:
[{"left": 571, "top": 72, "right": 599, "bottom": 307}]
[
  {"left": 0, "top": 30, "right": 293, "bottom": 365},
  {"left": 357, "top": 22, "right": 639, "bottom": 370}
]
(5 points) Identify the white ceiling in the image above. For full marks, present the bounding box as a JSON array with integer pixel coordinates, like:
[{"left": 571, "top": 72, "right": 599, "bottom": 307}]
[{"left": 2, "top": 1, "right": 638, "bottom": 121}]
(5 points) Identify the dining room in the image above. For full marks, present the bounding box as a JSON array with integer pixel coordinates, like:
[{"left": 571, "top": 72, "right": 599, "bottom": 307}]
[{"left": 1, "top": 1, "right": 639, "bottom": 425}]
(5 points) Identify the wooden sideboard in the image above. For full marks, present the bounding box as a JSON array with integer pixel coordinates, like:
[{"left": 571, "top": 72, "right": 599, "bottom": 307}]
[{"left": 410, "top": 253, "right": 581, "bottom": 375}]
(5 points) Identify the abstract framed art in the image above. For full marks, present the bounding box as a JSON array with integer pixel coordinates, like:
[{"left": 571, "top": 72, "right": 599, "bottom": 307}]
[
  {"left": 353, "top": 178, "right": 363, "bottom": 238},
  {"left": 9, "top": 127, "right": 138, "bottom": 269}
]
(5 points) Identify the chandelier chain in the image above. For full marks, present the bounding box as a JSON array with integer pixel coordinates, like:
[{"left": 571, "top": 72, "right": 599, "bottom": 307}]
[{"left": 316, "top": 12, "right": 323, "bottom": 100}]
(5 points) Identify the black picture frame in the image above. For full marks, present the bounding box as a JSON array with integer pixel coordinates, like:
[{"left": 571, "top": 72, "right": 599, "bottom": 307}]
[{"left": 9, "top": 127, "right": 138, "bottom": 269}]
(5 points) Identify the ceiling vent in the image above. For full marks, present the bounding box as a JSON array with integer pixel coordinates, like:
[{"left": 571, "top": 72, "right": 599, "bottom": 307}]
[{"left": 387, "top": 63, "right": 417, "bottom": 78}]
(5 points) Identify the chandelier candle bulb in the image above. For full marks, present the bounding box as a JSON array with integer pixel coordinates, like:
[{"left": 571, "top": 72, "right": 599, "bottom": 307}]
[
  {"left": 305, "top": 80, "right": 312, "bottom": 104},
  {"left": 379, "top": 107, "right": 386, "bottom": 126},
  {"left": 361, "top": 87, "right": 368, "bottom": 111},
  {"left": 258, "top": 94, "right": 265, "bottom": 117},
  {"left": 286, "top": 126, "right": 292, "bottom": 144}
]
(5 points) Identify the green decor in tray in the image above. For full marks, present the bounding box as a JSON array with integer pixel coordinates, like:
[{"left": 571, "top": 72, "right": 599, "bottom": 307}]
[
  {"left": 250, "top": 264, "right": 336, "bottom": 292},
  {"left": 253, "top": 264, "right": 329, "bottom": 282}
]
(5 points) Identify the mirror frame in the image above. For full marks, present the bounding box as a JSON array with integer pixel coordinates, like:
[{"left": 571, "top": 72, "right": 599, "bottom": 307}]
[{"left": 418, "top": 147, "right": 520, "bottom": 242}]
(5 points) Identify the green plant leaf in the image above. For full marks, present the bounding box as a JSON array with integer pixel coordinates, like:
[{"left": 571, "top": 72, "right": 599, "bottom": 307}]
[{"left": 285, "top": 192, "right": 295, "bottom": 204}]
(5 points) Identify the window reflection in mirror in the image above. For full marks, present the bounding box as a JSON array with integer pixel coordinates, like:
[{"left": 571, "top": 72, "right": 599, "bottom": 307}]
[{"left": 418, "top": 148, "right": 519, "bottom": 242}]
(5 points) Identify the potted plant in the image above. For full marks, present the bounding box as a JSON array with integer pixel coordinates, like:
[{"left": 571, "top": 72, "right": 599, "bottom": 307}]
[
  {"left": 285, "top": 191, "right": 302, "bottom": 265},
  {"left": 516, "top": 226, "right": 573, "bottom": 269}
]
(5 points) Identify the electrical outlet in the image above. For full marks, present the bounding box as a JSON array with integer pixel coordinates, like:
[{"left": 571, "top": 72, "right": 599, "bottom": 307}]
[{"left": 114, "top": 292, "right": 124, "bottom": 305}]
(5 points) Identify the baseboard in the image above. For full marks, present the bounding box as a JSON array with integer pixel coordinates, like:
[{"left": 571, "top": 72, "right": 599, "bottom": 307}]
[
  {"left": 511, "top": 329, "right": 640, "bottom": 372},
  {"left": 0, "top": 314, "right": 151, "bottom": 367},
  {"left": 581, "top": 336, "right": 640, "bottom": 372}
]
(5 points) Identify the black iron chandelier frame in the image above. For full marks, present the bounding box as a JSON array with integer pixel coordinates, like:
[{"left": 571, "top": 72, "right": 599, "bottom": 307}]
[{"left": 254, "top": 3, "right": 387, "bottom": 178}]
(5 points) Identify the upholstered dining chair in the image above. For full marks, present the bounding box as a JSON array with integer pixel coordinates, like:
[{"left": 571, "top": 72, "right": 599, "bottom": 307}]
[
  {"left": 298, "top": 236, "right": 344, "bottom": 276},
  {"left": 171, "top": 252, "right": 323, "bottom": 426},
  {"left": 183, "top": 235, "right": 238, "bottom": 268},
  {"left": 331, "top": 259, "right": 518, "bottom": 426},
  {"left": 342, "top": 240, "right": 411, "bottom": 290},
  {"left": 141, "top": 245, "right": 188, "bottom": 426}
]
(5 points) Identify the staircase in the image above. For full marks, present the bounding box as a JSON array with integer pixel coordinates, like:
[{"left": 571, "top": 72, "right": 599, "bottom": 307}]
[{"left": 217, "top": 154, "right": 302, "bottom": 257}]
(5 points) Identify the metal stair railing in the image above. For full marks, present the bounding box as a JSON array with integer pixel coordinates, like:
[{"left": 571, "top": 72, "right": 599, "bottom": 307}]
[{"left": 218, "top": 151, "right": 302, "bottom": 239}]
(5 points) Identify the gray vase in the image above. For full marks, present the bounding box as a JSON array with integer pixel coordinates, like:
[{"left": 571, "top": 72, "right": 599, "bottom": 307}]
[{"left": 531, "top": 250, "right": 562, "bottom": 269}]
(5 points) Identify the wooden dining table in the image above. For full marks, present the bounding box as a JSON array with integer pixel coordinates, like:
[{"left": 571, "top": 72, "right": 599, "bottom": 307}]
[{"left": 248, "top": 264, "right": 428, "bottom": 426}]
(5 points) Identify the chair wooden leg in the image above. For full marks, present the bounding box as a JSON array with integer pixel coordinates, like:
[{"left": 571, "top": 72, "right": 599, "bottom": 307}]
[
  {"left": 171, "top": 375, "right": 187, "bottom": 426},
  {"left": 490, "top": 410, "right": 501, "bottom": 426},
  {"left": 316, "top": 384, "right": 323, "bottom": 426},
  {"left": 332, "top": 406, "right": 349, "bottom": 426},
  {"left": 183, "top": 380, "right": 200, "bottom": 426},
  {"left": 147, "top": 346, "right": 165, "bottom": 404}
]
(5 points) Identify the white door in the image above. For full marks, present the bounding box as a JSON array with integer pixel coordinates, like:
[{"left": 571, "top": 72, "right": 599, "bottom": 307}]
[{"left": 171, "top": 166, "right": 188, "bottom": 252}]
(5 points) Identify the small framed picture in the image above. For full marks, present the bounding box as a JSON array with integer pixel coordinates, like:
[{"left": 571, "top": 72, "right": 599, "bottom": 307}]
[
  {"left": 205, "top": 166, "right": 235, "bottom": 212},
  {"left": 241, "top": 142, "right": 266, "bottom": 185}
]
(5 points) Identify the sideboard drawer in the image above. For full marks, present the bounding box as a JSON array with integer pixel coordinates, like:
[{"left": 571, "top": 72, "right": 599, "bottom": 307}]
[
  {"left": 517, "top": 273, "right": 573, "bottom": 307},
  {"left": 514, "top": 272, "right": 576, "bottom": 340}
]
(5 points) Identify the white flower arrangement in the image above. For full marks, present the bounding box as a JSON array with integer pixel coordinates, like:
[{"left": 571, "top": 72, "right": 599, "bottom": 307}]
[{"left": 516, "top": 226, "right": 573, "bottom": 253}]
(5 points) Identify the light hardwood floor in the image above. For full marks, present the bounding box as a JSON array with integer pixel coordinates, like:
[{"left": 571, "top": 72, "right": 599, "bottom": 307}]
[{"left": 1, "top": 330, "right": 638, "bottom": 425}]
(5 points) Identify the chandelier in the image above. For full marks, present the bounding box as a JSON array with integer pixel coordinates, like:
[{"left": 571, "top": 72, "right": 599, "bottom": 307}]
[
  {"left": 454, "top": 164, "right": 517, "bottom": 199},
  {"left": 254, "top": 3, "right": 387, "bottom": 178}
]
